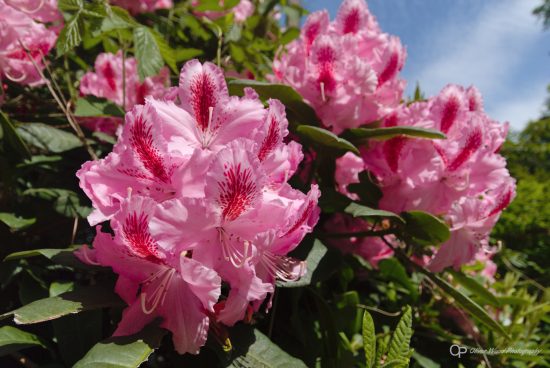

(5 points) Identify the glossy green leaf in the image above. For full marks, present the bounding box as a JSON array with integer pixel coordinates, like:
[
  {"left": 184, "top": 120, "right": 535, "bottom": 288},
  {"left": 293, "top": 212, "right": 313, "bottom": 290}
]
[
  {"left": 73, "top": 324, "right": 165, "bottom": 368},
  {"left": 4, "top": 247, "right": 96, "bottom": 270},
  {"left": 133, "top": 26, "right": 164, "bottom": 80},
  {"left": 412, "top": 351, "right": 440, "bottom": 368},
  {"left": 17, "top": 124, "right": 83, "bottom": 153},
  {"left": 0, "top": 213, "right": 35, "bottom": 231},
  {"left": 227, "top": 80, "right": 320, "bottom": 124},
  {"left": 401, "top": 211, "right": 450, "bottom": 246},
  {"left": 23, "top": 188, "right": 92, "bottom": 218},
  {"left": 345, "top": 202, "right": 404, "bottom": 223},
  {"left": 277, "top": 239, "right": 327, "bottom": 288},
  {"left": 228, "top": 327, "right": 307, "bottom": 368},
  {"left": 0, "top": 326, "right": 46, "bottom": 356},
  {"left": 362, "top": 310, "right": 376, "bottom": 368},
  {"left": 56, "top": 11, "right": 85, "bottom": 55},
  {"left": 386, "top": 306, "right": 413, "bottom": 364},
  {"left": 448, "top": 270, "right": 500, "bottom": 307},
  {"left": 74, "top": 96, "right": 125, "bottom": 117},
  {"left": 1, "top": 287, "right": 122, "bottom": 325},
  {"left": 346, "top": 126, "right": 446, "bottom": 141},
  {"left": 297, "top": 125, "right": 359, "bottom": 155}
]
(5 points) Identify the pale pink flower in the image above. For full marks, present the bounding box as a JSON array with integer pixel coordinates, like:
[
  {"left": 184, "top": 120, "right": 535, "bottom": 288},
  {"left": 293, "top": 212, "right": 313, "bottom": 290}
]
[
  {"left": 272, "top": 0, "right": 406, "bottom": 133},
  {"left": 110, "top": 0, "right": 172, "bottom": 14},
  {"left": 77, "top": 59, "right": 320, "bottom": 339},
  {"left": 77, "top": 195, "right": 221, "bottom": 355},
  {"left": 0, "top": 1, "right": 57, "bottom": 86},
  {"left": 336, "top": 84, "right": 515, "bottom": 271},
  {"left": 192, "top": 0, "right": 254, "bottom": 23}
]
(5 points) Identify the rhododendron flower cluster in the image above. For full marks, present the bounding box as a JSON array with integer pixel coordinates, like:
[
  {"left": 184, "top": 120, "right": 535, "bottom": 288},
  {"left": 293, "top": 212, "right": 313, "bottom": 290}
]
[
  {"left": 76, "top": 60, "right": 319, "bottom": 354},
  {"left": 272, "top": 0, "right": 406, "bottom": 133},
  {"left": 0, "top": 0, "right": 60, "bottom": 86},
  {"left": 111, "top": 0, "right": 172, "bottom": 14},
  {"left": 79, "top": 51, "right": 170, "bottom": 134},
  {"left": 192, "top": 0, "right": 254, "bottom": 23},
  {"left": 334, "top": 84, "right": 515, "bottom": 271}
]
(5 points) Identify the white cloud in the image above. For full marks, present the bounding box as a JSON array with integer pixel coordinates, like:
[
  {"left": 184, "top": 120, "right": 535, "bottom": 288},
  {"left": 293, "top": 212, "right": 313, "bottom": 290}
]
[{"left": 411, "top": 0, "right": 547, "bottom": 129}]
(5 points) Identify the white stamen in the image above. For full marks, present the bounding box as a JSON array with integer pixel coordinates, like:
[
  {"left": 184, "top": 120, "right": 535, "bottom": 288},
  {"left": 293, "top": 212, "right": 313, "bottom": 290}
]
[
  {"left": 140, "top": 268, "right": 175, "bottom": 315},
  {"left": 218, "top": 228, "right": 253, "bottom": 268},
  {"left": 261, "top": 252, "right": 304, "bottom": 282},
  {"left": 320, "top": 82, "right": 326, "bottom": 102}
]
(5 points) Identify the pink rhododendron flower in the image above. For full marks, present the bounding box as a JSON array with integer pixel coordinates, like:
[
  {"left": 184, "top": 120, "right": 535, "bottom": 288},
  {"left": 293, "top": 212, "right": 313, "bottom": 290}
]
[
  {"left": 335, "top": 84, "right": 515, "bottom": 271},
  {"left": 110, "top": 0, "right": 172, "bottom": 14},
  {"left": 192, "top": 0, "right": 254, "bottom": 23},
  {"left": 76, "top": 59, "right": 320, "bottom": 352},
  {"left": 324, "top": 213, "right": 393, "bottom": 267},
  {"left": 272, "top": 0, "right": 406, "bottom": 133},
  {"left": 0, "top": 0, "right": 58, "bottom": 86},
  {"left": 79, "top": 52, "right": 170, "bottom": 134}
]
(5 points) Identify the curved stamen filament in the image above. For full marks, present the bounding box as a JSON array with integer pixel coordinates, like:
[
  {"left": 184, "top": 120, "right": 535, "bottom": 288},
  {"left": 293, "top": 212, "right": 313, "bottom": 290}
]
[
  {"left": 262, "top": 252, "right": 305, "bottom": 282},
  {"left": 320, "top": 82, "right": 326, "bottom": 102},
  {"left": 4, "top": 68, "right": 27, "bottom": 82},
  {"left": 218, "top": 228, "right": 253, "bottom": 268},
  {"left": 5, "top": 0, "right": 45, "bottom": 14},
  {"left": 140, "top": 268, "right": 175, "bottom": 315}
]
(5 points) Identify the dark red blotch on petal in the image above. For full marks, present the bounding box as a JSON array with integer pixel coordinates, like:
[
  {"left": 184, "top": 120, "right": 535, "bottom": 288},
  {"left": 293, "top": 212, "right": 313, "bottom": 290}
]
[
  {"left": 219, "top": 164, "right": 257, "bottom": 221},
  {"left": 190, "top": 72, "right": 217, "bottom": 131}
]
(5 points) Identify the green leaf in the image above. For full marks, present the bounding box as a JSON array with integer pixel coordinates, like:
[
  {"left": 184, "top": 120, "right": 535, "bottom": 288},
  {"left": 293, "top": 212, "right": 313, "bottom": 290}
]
[
  {"left": 411, "top": 351, "right": 440, "bottom": 368},
  {"left": 347, "top": 171, "right": 382, "bottom": 208},
  {"left": 345, "top": 202, "right": 404, "bottom": 223},
  {"left": 0, "top": 213, "right": 35, "bottom": 231},
  {"left": 417, "top": 268, "right": 510, "bottom": 340},
  {"left": 386, "top": 306, "right": 413, "bottom": 364},
  {"left": 53, "top": 311, "right": 103, "bottom": 366},
  {"left": 174, "top": 48, "right": 203, "bottom": 62},
  {"left": 23, "top": 188, "right": 92, "bottom": 218},
  {"left": 56, "top": 11, "right": 85, "bottom": 55},
  {"left": 277, "top": 239, "right": 327, "bottom": 288},
  {"left": 0, "top": 111, "right": 31, "bottom": 158},
  {"left": 58, "top": 0, "right": 83, "bottom": 12},
  {"left": 362, "top": 310, "right": 376, "bottom": 368},
  {"left": 401, "top": 211, "right": 450, "bottom": 246},
  {"left": 133, "top": 26, "right": 164, "bottom": 81},
  {"left": 17, "top": 124, "right": 82, "bottom": 153},
  {"left": 0, "top": 326, "right": 46, "bottom": 357},
  {"left": 297, "top": 125, "right": 359, "bottom": 155},
  {"left": 4, "top": 247, "right": 94, "bottom": 270},
  {"left": 227, "top": 80, "right": 320, "bottom": 124},
  {"left": 229, "top": 327, "right": 307, "bottom": 368},
  {"left": 74, "top": 96, "right": 125, "bottom": 117},
  {"left": 151, "top": 29, "right": 178, "bottom": 74},
  {"left": 1, "top": 287, "right": 122, "bottom": 325},
  {"left": 378, "top": 259, "right": 418, "bottom": 300},
  {"left": 346, "top": 126, "right": 446, "bottom": 141},
  {"left": 448, "top": 270, "right": 500, "bottom": 307},
  {"left": 280, "top": 27, "right": 300, "bottom": 45},
  {"left": 73, "top": 324, "right": 165, "bottom": 368}
]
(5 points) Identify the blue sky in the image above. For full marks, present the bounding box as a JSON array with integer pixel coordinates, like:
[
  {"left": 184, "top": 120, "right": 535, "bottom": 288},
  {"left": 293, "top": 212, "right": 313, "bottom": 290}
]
[{"left": 302, "top": 0, "right": 549, "bottom": 130}]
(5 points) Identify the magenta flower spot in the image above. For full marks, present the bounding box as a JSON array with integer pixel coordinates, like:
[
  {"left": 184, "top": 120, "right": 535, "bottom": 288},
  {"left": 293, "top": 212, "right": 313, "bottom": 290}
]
[{"left": 76, "top": 60, "right": 320, "bottom": 352}]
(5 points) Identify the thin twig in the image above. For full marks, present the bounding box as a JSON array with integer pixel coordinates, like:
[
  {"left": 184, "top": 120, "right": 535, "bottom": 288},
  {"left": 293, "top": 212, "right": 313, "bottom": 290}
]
[
  {"left": 268, "top": 290, "right": 279, "bottom": 339},
  {"left": 357, "top": 304, "right": 402, "bottom": 317}
]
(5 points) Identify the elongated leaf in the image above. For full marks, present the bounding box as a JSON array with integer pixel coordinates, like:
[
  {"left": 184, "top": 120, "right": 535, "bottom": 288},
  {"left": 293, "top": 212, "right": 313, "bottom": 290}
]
[
  {"left": 412, "top": 351, "right": 440, "bottom": 368},
  {"left": 73, "top": 324, "right": 165, "bottom": 368},
  {"left": 74, "top": 96, "right": 125, "bottom": 117},
  {"left": 448, "top": 270, "right": 500, "bottom": 307},
  {"left": 386, "top": 306, "right": 413, "bottom": 364},
  {"left": 346, "top": 126, "right": 446, "bottom": 141},
  {"left": 58, "top": 0, "right": 83, "bottom": 11},
  {"left": 4, "top": 248, "right": 76, "bottom": 262},
  {"left": 17, "top": 124, "right": 82, "bottom": 153},
  {"left": 0, "top": 111, "right": 31, "bottom": 158},
  {"left": 417, "top": 267, "right": 510, "bottom": 339},
  {"left": 0, "top": 213, "right": 35, "bottom": 231},
  {"left": 1, "top": 287, "right": 122, "bottom": 325},
  {"left": 228, "top": 80, "right": 320, "bottom": 124},
  {"left": 0, "top": 326, "right": 46, "bottom": 356},
  {"left": 277, "top": 239, "right": 328, "bottom": 288},
  {"left": 345, "top": 202, "right": 404, "bottom": 223},
  {"left": 362, "top": 310, "right": 376, "bottom": 368},
  {"left": 297, "top": 125, "right": 359, "bottom": 155},
  {"left": 151, "top": 29, "right": 177, "bottom": 73},
  {"left": 228, "top": 327, "right": 307, "bottom": 368},
  {"left": 401, "top": 211, "right": 450, "bottom": 246},
  {"left": 23, "top": 188, "right": 92, "bottom": 218},
  {"left": 133, "top": 26, "right": 164, "bottom": 80}
]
